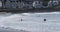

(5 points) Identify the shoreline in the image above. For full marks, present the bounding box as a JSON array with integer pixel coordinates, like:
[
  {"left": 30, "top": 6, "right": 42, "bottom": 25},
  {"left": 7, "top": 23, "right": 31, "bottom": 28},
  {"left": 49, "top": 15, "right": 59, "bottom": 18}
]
[{"left": 0, "top": 8, "right": 60, "bottom": 13}]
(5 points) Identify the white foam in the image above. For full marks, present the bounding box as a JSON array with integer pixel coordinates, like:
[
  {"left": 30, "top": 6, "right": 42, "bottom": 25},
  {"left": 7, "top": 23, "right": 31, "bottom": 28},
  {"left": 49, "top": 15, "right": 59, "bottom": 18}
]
[{"left": 0, "top": 12, "right": 60, "bottom": 32}]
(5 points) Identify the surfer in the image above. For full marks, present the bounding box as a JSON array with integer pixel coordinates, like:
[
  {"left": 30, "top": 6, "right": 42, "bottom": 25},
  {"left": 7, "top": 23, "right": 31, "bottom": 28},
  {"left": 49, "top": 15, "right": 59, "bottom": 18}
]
[{"left": 44, "top": 19, "right": 46, "bottom": 21}]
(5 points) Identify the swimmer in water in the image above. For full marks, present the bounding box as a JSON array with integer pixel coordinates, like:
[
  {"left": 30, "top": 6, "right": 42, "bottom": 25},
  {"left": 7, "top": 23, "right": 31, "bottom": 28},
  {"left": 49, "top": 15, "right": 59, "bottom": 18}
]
[
  {"left": 44, "top": 19, "right": 46, "bottom": 21},
  {"left": 21, "top": 18, "right": 22, "bottom": 21}
]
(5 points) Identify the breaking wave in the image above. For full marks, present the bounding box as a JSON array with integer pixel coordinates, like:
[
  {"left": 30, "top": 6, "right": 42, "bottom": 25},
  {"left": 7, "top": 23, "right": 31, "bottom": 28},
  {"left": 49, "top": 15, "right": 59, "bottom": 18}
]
[{"left": 0, "top": 12, "right": 60, "bottom": 32}]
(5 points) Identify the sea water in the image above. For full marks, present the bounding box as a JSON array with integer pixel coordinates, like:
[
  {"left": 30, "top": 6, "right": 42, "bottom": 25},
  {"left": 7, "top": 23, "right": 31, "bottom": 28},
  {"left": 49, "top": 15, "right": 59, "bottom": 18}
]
[{"left": 0, "top": 12, "right": 60, "bottom": 32}]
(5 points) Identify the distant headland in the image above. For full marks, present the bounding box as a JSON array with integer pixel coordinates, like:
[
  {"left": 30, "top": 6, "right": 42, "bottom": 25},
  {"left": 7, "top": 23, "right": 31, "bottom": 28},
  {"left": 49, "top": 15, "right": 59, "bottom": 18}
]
[{"left": 0, "top": 0, "right": 60, "bottom": 13}]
